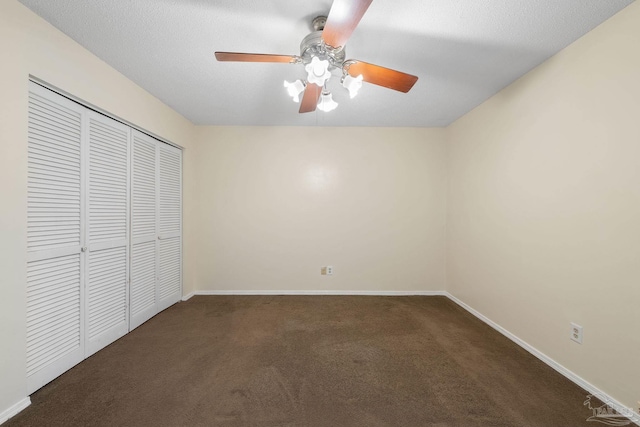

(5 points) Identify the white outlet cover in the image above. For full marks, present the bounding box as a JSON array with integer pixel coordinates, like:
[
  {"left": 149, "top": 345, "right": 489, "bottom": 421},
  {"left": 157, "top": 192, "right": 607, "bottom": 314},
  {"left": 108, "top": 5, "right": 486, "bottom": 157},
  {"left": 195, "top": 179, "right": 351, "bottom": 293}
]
[
  {"left": 570, "top": 322, "right": 583, "bottom": 344},
  {"left": 326, "top": 266, "right": 333, "bottom": 275}
]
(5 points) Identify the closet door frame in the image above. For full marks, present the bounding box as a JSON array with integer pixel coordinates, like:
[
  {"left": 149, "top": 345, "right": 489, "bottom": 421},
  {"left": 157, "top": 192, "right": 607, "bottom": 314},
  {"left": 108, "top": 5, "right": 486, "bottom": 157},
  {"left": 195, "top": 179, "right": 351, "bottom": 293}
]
[{"left": 26, "top": 79, "right": 184, "bottom": 393}]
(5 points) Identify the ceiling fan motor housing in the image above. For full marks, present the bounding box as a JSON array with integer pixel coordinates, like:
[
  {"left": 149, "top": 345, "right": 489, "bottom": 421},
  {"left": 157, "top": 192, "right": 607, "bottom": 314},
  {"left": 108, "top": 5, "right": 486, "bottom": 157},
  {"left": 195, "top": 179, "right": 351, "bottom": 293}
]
[
  {"left": 312, "top": 15, "right": 327, "bottom": 31},
  {"left": 300, "top": 16, "right": 345, "bottom": 71}
]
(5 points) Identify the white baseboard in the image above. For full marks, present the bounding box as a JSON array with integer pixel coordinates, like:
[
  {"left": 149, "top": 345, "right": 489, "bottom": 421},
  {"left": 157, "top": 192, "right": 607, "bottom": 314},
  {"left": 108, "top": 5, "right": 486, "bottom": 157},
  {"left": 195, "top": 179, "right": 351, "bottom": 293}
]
[
  {"left": 181, "top": 291, "right": 195, "bottom": 301},
  {"left": 0, "top": 397, "right": 30, "bottom": 425},
  {"left": 192, "top": 290, "right": 447, "bottom": 296},
  {"left": 444, "top": 292, "right": 640, "bottom": 426}
]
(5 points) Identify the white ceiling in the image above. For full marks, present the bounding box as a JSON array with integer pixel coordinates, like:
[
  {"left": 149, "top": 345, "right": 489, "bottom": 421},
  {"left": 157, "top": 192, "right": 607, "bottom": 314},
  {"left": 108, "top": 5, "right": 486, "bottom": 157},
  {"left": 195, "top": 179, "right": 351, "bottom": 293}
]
[{"left": 19, "top": 0, "right": 633, "bottom": 127}]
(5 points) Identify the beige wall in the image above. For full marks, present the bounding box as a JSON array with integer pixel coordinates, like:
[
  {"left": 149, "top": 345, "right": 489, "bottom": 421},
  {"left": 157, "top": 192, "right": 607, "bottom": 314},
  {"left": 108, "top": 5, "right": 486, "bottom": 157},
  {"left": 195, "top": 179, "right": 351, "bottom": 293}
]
[
  {"left": 447, "top": 1, "right": 640, "bottom": 412},
  {"left": 194, "top": 126, "right": 447, "bottom": 293},
  {"left": 0, "top": 0, "right": 196, "bottom": 416}
]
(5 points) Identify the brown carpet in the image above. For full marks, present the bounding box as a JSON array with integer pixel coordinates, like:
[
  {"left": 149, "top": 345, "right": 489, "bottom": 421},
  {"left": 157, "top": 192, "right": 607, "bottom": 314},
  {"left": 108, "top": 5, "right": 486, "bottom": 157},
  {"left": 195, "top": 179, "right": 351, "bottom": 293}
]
[{"left": 7, "top": 296, "right": 604, "bottom": 426}]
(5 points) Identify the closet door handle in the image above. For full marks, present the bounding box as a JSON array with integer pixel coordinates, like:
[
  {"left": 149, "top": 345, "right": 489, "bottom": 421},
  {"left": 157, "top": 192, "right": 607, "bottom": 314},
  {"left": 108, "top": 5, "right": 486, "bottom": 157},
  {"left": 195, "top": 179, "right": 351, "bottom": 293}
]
[{"left": 81, "top": 247, "right": 88, "bottom": 252}]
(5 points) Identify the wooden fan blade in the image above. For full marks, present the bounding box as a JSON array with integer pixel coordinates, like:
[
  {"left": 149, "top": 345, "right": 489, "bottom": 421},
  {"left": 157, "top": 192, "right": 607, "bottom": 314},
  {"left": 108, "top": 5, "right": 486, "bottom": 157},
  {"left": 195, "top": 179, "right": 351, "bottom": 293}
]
[
  {"left": 322, "top": 0, "right": 373, "bottom": 49},
  {"left": 215, "top": 52, "right": 298, "bottom": 63},
  {"left": 347, "top": 60, "right": 418, "bottom": 93},
  {"left": 299, "top": 83, "right": 322, "bottom": 113}
]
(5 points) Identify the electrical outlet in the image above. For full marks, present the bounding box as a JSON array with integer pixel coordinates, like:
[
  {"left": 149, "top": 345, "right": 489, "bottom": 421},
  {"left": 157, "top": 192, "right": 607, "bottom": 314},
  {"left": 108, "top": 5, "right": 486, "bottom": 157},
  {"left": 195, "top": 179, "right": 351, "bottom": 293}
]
[
  {"left": 570, "top": 322, "right": 583, "bottom": 344},
  {"left": 321, "top": 266, "right": 334, "bottom": 276}
]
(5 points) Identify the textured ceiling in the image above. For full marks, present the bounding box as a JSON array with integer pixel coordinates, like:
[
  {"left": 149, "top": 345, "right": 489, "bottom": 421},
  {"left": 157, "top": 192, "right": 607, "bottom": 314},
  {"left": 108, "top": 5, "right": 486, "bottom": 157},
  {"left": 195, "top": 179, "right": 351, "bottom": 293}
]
[{"left": 19, "top": 0, "right": 633, "bottom": 127}]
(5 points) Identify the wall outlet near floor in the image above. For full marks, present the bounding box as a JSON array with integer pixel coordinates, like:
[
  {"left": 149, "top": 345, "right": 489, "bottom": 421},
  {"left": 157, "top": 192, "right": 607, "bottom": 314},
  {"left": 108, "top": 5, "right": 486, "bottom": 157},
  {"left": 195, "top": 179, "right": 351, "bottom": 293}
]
[
  {"left": 570, "top": 322, "right": 583, "bottom": 344},
  {"left": 321, "top": 266, "right": 333, "bottom": 276}
]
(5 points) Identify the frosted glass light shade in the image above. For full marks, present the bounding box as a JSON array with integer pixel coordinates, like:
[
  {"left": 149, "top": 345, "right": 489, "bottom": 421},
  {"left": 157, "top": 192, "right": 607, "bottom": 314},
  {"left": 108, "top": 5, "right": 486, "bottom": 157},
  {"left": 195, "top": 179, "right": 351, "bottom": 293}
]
[
  {"left": 342, "top": 74, "right": 363, "bottom": 99},
  {"left": 283, "top": 79, "right": 306, "bottom": 102},
  {"left": 305, "top": 57, "right": 331, "bottom": 86},
  {"left": 317, "top": 91, "right": 338, "bottom": 112}
]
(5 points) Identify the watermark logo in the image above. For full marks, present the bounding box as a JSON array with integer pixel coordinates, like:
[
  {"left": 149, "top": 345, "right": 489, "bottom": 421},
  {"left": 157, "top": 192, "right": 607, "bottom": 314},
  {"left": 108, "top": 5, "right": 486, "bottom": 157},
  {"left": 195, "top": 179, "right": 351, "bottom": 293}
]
[{"left": 583, "top": 393, "right": 634, "bottom": 426}]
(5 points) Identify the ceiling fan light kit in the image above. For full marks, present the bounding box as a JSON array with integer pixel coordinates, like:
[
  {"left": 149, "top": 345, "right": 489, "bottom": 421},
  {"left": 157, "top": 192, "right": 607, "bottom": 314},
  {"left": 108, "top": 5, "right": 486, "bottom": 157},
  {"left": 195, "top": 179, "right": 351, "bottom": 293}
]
[
  {"left": 304, "top": 55, "right": 332, "bottom": 87},
  {"left": 342, "top": 73, "right": 363, "bottom": 99},
  {"left": 215, "top": 0, "right": 418, "bottom": 114},
  {"left": 317, "top": 91, "right": 339, "bottom": 112},
  {"left": 284, "top": 79, "right": 306, "bottom": 103}
]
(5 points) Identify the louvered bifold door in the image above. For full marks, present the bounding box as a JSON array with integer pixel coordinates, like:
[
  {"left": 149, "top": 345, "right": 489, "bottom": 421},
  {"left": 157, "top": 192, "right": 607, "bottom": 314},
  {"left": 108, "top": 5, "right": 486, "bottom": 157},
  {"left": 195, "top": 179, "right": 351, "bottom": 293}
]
[
  {"left": 84, "top": 112, "right": 130, "bottom": 357},
  {"left": 130, "top": 130, "right": 158, "bottom": 330},
  {"left": 157, "top": 143, "right": 182, "bottom": 311},
  {"left": 26, "top": 83, "right": 86, "bottom": 393}
]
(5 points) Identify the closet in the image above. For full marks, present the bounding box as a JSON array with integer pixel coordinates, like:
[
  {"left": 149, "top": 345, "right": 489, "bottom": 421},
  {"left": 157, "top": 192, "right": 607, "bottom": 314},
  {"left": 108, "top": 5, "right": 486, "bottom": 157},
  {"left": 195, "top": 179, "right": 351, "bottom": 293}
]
[{"left": 26, "top": 82, "right": 182, "bottom": 393}]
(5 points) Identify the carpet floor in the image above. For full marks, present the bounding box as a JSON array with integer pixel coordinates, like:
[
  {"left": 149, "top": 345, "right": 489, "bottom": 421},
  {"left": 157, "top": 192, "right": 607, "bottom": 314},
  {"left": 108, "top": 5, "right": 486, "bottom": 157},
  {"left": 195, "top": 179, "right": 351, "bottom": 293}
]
[{"left": 7, "top": 296, "right": 605, "bottom": 426}]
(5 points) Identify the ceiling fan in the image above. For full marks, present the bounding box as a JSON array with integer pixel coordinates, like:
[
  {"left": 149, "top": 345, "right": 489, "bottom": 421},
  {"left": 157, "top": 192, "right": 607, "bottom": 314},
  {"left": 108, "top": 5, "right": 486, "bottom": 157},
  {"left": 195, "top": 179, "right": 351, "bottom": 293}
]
[{"left": 215, "top": 0, "right": 418, "bottom": 114}]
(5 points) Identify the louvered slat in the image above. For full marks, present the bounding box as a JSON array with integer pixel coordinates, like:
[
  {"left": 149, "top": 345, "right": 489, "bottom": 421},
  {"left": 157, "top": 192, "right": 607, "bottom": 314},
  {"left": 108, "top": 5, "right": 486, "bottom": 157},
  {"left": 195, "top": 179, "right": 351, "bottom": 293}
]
[
  {"left": 159, "top": 237, "right": 181, "bottom": 300},
  {"left": 132, "top": 133, "right": 157, "bottom": 240},
  {"left": 87, "top": 249, "right": 127, "bottom": 339},
  {"left": 28, "top": 92, "right": 82, "bottom": 253},
  {"left": 159, "top": 145, "right": 181, "bottom": 235},
  {"left": 131, "top": 241, "right": 156, "bottom": 317},
  {"left": 88, "top": 118, "right": 128, "bottom": 243},
  {"left": 26, "top": 254, "right": 81, "bottom": 377}
]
